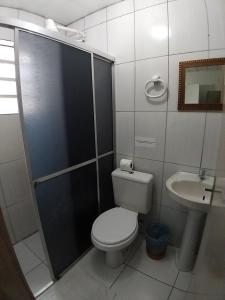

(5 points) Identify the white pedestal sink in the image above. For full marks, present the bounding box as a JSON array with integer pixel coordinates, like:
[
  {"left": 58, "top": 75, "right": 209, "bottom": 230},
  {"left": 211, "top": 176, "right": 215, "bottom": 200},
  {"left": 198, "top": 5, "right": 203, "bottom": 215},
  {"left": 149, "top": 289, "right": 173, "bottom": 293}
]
[{"left": 166, "top": 172, "right": 214, "bottom": 272}]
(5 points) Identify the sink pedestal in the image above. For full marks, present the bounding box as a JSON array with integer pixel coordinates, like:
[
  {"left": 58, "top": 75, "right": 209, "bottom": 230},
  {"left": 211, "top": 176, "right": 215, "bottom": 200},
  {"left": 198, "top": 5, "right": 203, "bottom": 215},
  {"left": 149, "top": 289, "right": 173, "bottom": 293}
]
[{"left": 176, "top": 210, "right": 205, "bottom": 272}]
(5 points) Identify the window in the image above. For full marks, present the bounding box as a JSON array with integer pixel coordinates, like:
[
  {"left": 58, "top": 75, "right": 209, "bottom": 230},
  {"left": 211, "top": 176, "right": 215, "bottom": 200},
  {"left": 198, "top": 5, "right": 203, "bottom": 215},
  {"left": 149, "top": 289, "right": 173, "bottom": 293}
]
[{"left": 0, "top": 40, "right": 18, "bottom": 114}]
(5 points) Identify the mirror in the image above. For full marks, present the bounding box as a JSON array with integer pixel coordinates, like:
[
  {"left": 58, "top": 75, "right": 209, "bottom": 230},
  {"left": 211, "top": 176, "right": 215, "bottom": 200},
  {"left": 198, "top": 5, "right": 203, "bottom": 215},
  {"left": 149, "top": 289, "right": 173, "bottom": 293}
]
[{"left": 178, "top": 58, "right": 225, "bottom": 111}]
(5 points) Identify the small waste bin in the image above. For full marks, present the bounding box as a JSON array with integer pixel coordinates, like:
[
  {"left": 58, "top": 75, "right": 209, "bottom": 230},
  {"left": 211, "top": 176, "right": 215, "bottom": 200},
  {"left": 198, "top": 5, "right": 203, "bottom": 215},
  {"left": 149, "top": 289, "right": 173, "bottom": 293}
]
[{"left": 145, "top": 223, "right": 169, "bottom": 260}]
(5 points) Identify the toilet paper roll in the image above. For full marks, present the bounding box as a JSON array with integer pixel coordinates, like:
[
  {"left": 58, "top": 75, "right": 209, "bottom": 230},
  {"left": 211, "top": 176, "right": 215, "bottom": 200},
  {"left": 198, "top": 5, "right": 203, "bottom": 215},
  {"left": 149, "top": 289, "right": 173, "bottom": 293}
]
[{"left": 120, "top": 159, "right": 133, "bottom": 172}]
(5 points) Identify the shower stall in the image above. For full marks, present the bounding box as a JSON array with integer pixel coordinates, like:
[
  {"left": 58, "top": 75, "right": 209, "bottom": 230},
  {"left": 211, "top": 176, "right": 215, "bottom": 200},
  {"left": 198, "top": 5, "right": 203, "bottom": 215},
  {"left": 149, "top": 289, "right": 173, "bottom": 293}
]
[{"left": 1, "top": 19, "right": 115, "bottom": 281}]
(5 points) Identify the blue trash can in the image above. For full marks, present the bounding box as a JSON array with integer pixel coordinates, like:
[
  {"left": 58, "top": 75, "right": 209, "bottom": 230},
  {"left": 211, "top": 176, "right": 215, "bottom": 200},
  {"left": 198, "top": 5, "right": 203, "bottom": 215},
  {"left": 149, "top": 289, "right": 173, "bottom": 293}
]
[{"left": 145, "top": 223, "right": 169, "bottom": 260}]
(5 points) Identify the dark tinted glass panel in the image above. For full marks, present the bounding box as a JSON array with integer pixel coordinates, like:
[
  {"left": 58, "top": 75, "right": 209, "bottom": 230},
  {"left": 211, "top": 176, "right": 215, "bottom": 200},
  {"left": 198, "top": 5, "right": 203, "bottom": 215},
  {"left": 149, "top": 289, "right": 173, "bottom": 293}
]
[
  {"left": 94, "top": 57, "right": 113, "bottom": 155},
  {"left": 18, "top": 32, "right": 95, "bottom": 179},
  {"left": 35, "top": 163, "right": 98, "bottom": 277},
  {"left": 98, "top": 154, "right": 115, "bottom": 212}
]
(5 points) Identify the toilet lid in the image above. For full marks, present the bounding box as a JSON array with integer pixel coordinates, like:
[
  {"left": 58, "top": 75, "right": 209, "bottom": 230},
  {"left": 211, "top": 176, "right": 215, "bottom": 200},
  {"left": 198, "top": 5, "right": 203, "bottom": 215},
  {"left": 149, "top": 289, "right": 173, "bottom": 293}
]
[{"left": 92, "top": 207, "right": 138, "bottom": 245}]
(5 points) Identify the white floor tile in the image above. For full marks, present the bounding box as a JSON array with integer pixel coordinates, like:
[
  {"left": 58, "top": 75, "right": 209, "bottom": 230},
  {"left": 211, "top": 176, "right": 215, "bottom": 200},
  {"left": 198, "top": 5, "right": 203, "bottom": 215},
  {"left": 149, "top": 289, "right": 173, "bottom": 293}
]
[
  {"left": 38, "top": 260, "right": 116, "bottom": 300},
  {"left": 128, "top": 240, "right": 178, "bottom": 285},
  {"left": 25, "top": 263, "right": 53, "bottom": 297},
  {"left": 175, "top": 271, "right": 193, "bottom": 291},
  {"left": 169, "top": 288, "right": 187, "bottom": 300},
  {"left": 23, "top": 232, "right": 46, "bottom": 261},
  {"left": 74, "top": 247, "right": 124, "bottom": 288},
  {"left": 111, "top": 266, "right": 172, "bottom": 300},
  {"left": 14, "top": 241, "right": 41, "bottom": 274}
]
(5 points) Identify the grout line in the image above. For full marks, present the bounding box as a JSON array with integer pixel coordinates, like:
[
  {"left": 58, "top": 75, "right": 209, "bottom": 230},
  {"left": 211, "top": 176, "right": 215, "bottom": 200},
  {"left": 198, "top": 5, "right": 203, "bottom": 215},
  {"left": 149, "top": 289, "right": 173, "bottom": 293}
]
[
  {"left": 166, "top": 286, "right": 174, "bottom": 300},
  {"left": 159, "top": 0, "right": 170, "bottom": 222},
  {"left": 125, "top": 264, "right": 174, "bottom": 288},
  {"left": 133, "top": 0, "right": 136, "bottom": 163},
  {"left": 22, "top": 237, "right": 46, "bottom": 263},
  {"left": 66, "top": 0, "right": 168, "bottom": 28},
  {"left": 0, "top": 157, "right": 24, "bottom": 166},
  {"left": 203, "top": 0, "right": 210, "bottom": 58},
  {"left": 115, "top": 110, "right": 219, "bottom": 113},
  {"left": 199, "top": 113, "right": 207, "bottom": 170},
  {"left": 116, "top": 152, "right": 205, "bottom": 170},
  {"left": 172, "top": 270, "right": 180, "bottom": 288},
  {"left": 24, "top": 260, "right": 43, "bottom": 276},
  {"left": 106, "top": 9, "right": 109, "bottom": 54},
  {"left": 198, "top": 0, "right": 210, "bottom": 172},
  {"left": 109, "top": 263, "right": 127, "bottom": 289},
  {"left": 109, "top": 236, "right": 142, "bottom": 289},
  {"left": 90, "top": 54, "right": 101, "bottom": 214},
  {"left": 114, "top": 49, "right": 209, "bottom": 66}
]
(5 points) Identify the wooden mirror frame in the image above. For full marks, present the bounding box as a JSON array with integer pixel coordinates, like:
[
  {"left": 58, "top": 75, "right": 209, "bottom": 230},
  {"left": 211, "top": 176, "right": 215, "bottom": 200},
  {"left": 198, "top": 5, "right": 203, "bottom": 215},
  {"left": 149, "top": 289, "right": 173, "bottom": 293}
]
[{"left": 178, "top": 58, "right": 225, "bottom": 111}]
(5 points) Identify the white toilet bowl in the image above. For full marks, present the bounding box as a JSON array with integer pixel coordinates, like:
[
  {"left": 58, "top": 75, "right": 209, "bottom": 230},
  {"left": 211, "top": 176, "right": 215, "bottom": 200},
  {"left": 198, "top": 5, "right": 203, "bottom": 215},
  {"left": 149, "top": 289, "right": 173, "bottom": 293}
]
[{"left": 91, "top": 207, "right": 138, "bottom": 268}]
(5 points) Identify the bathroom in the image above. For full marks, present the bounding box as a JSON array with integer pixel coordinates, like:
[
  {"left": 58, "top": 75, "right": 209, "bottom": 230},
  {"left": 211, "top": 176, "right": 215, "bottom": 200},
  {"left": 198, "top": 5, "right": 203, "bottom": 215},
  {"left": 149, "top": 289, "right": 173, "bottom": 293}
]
[{"left": 0, "top": 0, "right": 225, "bottom": 299}]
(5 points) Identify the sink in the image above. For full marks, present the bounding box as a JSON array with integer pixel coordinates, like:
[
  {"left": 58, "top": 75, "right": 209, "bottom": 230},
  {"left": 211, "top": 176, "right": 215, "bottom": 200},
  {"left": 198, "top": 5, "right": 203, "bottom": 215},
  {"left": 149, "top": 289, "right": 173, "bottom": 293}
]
[
  {"left": 166, "top": 172, "right": 213, "bottom": 212},
  {"left": 166, "top": 172, "right": 214, "bottom": 272}
]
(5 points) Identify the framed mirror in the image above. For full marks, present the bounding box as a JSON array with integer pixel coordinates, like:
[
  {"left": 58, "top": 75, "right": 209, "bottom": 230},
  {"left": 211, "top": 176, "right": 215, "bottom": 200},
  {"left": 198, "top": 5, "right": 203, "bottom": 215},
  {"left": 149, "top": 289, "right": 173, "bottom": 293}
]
[{"left": 178, "top": 58, "right": 225, "bottom": 111}]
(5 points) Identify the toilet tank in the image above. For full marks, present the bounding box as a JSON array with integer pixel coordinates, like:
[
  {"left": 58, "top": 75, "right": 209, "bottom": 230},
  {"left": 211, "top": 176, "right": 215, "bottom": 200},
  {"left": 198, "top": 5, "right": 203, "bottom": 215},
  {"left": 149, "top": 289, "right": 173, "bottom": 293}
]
[{"left": 112, "top": 168, "right": 153, "bottom": 214}]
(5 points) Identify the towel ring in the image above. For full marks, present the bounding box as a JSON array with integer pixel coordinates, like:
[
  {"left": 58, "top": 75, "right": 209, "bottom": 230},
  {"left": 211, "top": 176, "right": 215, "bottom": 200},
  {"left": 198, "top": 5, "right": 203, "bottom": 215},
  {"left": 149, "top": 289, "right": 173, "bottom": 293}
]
[{"left": 145, "top": 75, "right": 167, "bottom": 99}]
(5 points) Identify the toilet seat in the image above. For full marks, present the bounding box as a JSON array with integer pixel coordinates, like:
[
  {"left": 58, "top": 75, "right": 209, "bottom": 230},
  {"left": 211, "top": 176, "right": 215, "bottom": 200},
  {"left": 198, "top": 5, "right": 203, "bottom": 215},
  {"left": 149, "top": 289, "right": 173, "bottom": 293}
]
[{"left": 92, "top": 207, "right": 138, "bottom": 246}]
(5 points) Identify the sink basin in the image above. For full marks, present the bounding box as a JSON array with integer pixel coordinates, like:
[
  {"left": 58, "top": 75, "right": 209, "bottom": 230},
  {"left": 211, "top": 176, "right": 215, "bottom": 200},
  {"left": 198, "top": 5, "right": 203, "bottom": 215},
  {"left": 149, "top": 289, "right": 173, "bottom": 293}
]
[
  {"left": 166, "top": 172, "right": 214, "bottom": 272},
  {"left": 166, "top": 172, "right": 213, "bottom": 212}
]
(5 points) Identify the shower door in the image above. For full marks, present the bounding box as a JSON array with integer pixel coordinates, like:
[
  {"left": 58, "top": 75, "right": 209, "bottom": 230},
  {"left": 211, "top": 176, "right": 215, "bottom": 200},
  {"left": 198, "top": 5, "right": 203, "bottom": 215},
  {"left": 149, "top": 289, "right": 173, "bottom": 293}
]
[{"left": 15, "top": 30, "right": 113, "bottom": 278}]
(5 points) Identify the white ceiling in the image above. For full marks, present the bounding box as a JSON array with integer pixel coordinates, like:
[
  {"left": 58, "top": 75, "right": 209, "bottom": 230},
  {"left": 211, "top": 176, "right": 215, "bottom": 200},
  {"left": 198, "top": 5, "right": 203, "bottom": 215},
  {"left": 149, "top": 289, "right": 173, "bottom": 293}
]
[{"left": 0, "top": 0, "right": 122, "bottom": 25}]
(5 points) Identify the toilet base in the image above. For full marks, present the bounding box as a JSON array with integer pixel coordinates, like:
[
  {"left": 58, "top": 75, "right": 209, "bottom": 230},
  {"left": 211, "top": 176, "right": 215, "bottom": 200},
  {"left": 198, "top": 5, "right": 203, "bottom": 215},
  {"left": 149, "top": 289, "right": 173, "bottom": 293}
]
[{"left": 105, "top": 250, "right": 123, "bottom": 268}]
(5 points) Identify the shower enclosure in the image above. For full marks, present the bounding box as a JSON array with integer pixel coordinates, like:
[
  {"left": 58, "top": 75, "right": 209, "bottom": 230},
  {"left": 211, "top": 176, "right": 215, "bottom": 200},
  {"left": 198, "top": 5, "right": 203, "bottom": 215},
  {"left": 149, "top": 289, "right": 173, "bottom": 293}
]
[{"left": 4, "top": 21, "right": 115, "bottom": 280}]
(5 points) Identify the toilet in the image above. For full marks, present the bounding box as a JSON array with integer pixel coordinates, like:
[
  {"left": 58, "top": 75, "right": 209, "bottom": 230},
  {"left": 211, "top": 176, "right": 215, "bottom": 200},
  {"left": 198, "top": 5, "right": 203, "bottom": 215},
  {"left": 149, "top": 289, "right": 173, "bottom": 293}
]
[{"left": 91, "top": 168, "right": 153, "bottom": 268}]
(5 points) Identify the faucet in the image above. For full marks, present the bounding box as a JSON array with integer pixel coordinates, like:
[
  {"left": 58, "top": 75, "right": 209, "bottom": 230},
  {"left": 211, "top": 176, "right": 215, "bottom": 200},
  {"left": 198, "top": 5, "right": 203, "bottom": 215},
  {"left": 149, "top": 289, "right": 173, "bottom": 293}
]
[{"left": 199, "top": 168, "right": 206, "bottom": 180}]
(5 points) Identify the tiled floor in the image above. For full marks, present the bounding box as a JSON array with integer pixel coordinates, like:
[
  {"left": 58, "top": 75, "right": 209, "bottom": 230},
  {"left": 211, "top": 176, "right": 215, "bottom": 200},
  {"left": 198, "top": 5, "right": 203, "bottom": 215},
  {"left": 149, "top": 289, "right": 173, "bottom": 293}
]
[
  {"left": 13, "top": 232, "right": 53, "bottom": 297},
  {"left": 37, "top": 237, "right": 194, "bottom": 300}
]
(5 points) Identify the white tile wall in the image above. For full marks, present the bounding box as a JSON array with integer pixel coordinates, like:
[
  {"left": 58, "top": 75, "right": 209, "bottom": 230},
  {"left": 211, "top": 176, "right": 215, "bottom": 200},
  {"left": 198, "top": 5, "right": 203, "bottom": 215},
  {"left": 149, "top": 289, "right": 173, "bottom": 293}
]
[
  {"left": 68, "top": 18, "right": 85, "bottom": 32},
  {"left": 108, "top": 14, "right": 134, "bottom": 64},
  {"left": 2, "top": 208, "right": 15, "bottom": 243},
  {"left": 85, "top": 23, "right": 107, "bottom": 53},
  {"left": 0, "top": 115, "right": 24, "bottom": 163},
  {"left": 135, "top": 112, "right": 166, "bottom": 161},
  {"left": 116, "top": 112, "right": 134, "bottom": 156},
  {"left": 209, "top": 49, "right": 225, "bottom": 59},
  {"left": 135, "top": 4, "right": 168, "bottom": 60},
  {"left": 107, "top": 0, "right": 134, "bottom": 20},
  {"left": 76, "top": 0, "right": 225, "bottom": 246},
  {"left": 134, "top": 157, "right": 163, "bottom": 205},
  {"left": 0, "top": 159, "right": 31, "bottom": 207},
  {"left": 168, "top": 0, "right": 208, "bottom": 55},
  {"left": 0, "top": 27, "right": 14, "bottom": 41},
  {"left": 135, "top": 0, "right": 167, "bottom": 11},
  {"left": 8, "top": 197, "right": 37, "bottom": 241},
  {"left": 0, "top": 112, "right": 37, "bottom": 243},
  {"left": 85, "top": 9, "right": 106, "bottom": 29},
  {"left": 206, "top": 0, "right": 225, "bottom": 50},
  {"left": 0, "top": 20, "right": 40, "bottom": 244},
  {"left": 115, "top": 62, "right": 135, "bottom": 111},
  {"left": 165, "top": 112, "right": 205, "bottom": 167},
  {"left": 202, "top": 113, "right": 223, "bottom": 170}
]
